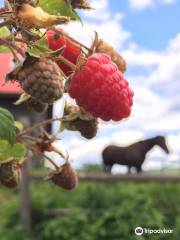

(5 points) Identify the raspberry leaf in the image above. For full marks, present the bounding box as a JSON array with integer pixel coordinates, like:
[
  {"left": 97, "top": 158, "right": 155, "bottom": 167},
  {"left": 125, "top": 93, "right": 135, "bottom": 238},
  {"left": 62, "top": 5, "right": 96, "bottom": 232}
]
[
  {"left": 0, "top": 140, "right": 26, "bottom": 163},
  {"left": 27, "top": 35, "right": 49, "bottom": 57},
  {"left": 39, "top": 0, "right": 81, "bottom": 21},
  {"left": 0, "top": 107, "right": 16, "bottom": 145},
  {"left": 0, "top": 107, "right": 14, "bottom": 122}
]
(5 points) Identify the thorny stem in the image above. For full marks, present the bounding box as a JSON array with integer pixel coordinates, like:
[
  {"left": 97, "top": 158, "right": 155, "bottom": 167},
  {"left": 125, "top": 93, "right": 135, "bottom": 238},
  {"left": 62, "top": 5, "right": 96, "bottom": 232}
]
[
  {"left": 41, "top": 153, "right": 59, "bottom": 170},
  {"left": 0, "top": 37, "right": 25, "bottom": 57},
  {"left": 9, "top": 46, "right": 21, "bottom": 63},
  {"left": 90, "top": 31, "right": 98, "bottom": 54},
  {"left": 54, "top": 55, "right": 77, "bottom": 71},
  {"left": 0, "top": 11, "right": 14, "bottom": 16},
  {"left": 26, "top": 142, "right": 59, "bottom": 170},
  {"left": 20, "top": 135, "right": 37, "bottom": 142},
  {"left": 49, "top": 145, "right": 69, "bottom": 161},
  {"left": 13, "top": 37, "right": 29, "bottom": 44},
  {"left": 0, "top": 7, "right": 8, "bottom": 12},
  {"left": 17, "top": 117, "right": 63, "bottom": 138},
  {"left": 51, "top": 27, "right": 92, "bottom": 54},
  {"left": 18, "top": 134, "right": 61, "bottom": 171}
]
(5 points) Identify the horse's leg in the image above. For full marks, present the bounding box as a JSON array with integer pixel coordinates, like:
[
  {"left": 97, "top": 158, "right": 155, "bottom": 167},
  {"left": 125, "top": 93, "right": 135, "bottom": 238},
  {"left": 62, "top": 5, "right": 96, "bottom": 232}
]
[
  {"left": 136, "top": 165, "right": 142, "bottom": 174},
  {"left": 104, "top": 164, "right": 112, "bottom": 174},
  {"left": 127, "top": 166, "right": 131, "bottom": 174}
]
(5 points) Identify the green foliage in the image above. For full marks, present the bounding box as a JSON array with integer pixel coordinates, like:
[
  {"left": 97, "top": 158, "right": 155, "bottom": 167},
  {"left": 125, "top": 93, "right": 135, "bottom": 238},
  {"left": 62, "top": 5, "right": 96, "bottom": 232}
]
[
  {"left": 26, "top": 32, "right": 49, "bottom": 57},
  {"left": 0, "top": 108, "right": 25, "bottom": 162},
  {"left": 0, "top": 182, "right": 179, "bottom": 240},
  {"left": 39, "top": 0, "right": 81, "bottom": 20},
  {"left": 0, "top": 107, "right": 16, "bottom": 145},
  {"left": 0, "top": 140, "right": 26, "bottom": 163},
  {"left": 80, "top": 164, "right": 103, "bottom": 173}
]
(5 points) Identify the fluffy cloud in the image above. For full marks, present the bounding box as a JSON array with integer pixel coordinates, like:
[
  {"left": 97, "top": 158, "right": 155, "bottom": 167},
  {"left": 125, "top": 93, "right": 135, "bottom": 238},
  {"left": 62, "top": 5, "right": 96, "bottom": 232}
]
[
  {"left": 128, "top": 0, "right": 176, "bottom": 10},
  {"left": 62, "top": 0, "right": 130, "bottom": 50},
  {"left": 52, "top": 0, "right": 180, "bottom": 171}
]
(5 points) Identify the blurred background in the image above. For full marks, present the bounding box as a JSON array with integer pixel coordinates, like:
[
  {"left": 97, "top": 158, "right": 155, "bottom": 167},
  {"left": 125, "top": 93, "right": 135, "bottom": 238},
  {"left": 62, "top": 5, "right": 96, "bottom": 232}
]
[{"left": 0, "top": 0, "right": 180, "bottom": 239}]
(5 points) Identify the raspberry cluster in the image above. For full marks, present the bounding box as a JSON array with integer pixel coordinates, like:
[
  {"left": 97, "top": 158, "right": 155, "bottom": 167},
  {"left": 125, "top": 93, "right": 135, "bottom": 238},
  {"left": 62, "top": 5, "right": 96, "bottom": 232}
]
[
  {"left": 47, "top": 29, "right": 133, "bottom": 122},
  {"left": 0, "top": 0, "right": 136, "bottom": 193},
  {"left": 2, "top": 25, "right": 134, "bottom": 190}
]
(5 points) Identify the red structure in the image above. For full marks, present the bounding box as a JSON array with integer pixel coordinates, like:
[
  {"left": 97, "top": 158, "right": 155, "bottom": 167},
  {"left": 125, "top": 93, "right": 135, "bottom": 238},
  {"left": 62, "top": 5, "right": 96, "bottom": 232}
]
[{"left": 0, "top": 53, "right": 22, "bottom": 95}]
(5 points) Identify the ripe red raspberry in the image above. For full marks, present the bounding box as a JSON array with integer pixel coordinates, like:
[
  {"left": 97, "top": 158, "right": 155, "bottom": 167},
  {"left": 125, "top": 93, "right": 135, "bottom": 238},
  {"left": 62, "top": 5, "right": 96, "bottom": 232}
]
[
  {"left": 69, "top": 53, "right": 134, "bottom": 121},
  {"left": 47, "top": 30, "right": 81, "bottom": 76}
]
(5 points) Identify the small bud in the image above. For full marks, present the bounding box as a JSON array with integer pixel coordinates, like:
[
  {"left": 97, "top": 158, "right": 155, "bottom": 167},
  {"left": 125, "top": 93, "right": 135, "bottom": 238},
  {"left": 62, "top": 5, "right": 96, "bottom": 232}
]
[
  {"left": 70, "top": 0, "right": 92, "bottom": 9},
  {"left": 61, "top": 104, "right": 98, "bottom": 139},
  {"left": 95, "top": 39, "right": 127, "bottom": 73},
  {"left": 16, "top": 4, "right": 70, "bottom": 29}
]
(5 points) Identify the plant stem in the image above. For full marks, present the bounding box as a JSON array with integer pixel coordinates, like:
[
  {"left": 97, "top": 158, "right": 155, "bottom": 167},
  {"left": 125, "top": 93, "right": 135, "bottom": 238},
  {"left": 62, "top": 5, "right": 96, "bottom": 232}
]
[
  {"left": 51, "top": 27, "right": 91, "bottom": 53},
  {"left": 25, "top": 142, "right": 59, "bottom": 171},
  {"left": 0, "top": 37, "right": 25, "bottom": 57},
  {"left": 0, "top": 19, "right": 12, "bottom": 28},
  {"left": 54, "top": 55, "right": 77, "bottom": 71},
  {"left": 9, "top": 46, "right": 21, "bottom": 63},
  {"left": 49, "top": 145, "right": 69, "bottom": 161},
  {"left": 17, "top": 117, "right": 63, "bottom": 138},
  {"left": 42, "top": 153, "right": 59, "bottom": 170}
]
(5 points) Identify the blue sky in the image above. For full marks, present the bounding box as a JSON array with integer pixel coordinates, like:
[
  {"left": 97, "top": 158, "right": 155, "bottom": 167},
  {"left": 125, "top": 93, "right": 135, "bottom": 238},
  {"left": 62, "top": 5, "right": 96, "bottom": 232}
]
[{"left": 109, "top": 0, "right": 179, "bottom": 50}]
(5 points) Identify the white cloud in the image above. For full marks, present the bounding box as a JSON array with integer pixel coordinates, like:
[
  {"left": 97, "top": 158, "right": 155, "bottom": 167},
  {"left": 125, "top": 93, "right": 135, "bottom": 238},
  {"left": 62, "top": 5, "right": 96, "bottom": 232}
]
[
  {"left": 62, "top": 0, "right": 130, "bottom": 50},
  {"left": 52, "top": 0, "right": 180, "bottom": 170},
  {"left": 84, "top": 0, "right": 111, "bottom": 21},
  {"left": 120, "top": 33, "right": 180, "bottom": 134},
  {"left": 128, "top": 0, "right": 176, "bottom": 10}
]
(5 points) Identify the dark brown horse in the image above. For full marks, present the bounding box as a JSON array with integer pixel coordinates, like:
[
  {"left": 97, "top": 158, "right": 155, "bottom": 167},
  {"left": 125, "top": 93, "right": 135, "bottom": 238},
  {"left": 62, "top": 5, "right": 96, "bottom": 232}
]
[{"left": 102, "top": 136, "right": 169, "bottom": 173}]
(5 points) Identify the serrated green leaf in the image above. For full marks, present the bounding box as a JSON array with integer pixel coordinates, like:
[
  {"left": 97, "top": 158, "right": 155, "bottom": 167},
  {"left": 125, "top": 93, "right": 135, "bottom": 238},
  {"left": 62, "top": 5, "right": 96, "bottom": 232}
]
[
  {"left": 27, "top": 35, "right": 50, "bottom": 56},
  {"left": 0, "top": 107, "right": 16, "bottom": 145},
  {"left": 0, "top": 107, "right": 14, "bottom": 122},
  {"left": 39, "top": 0, "right": 81, "bottom": 20},
  {"left": 0, "top": 140, "right": 26, "bottom": 163},
  {"left": 10, "top": 143, "right": 26, "bottom": 159}
]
